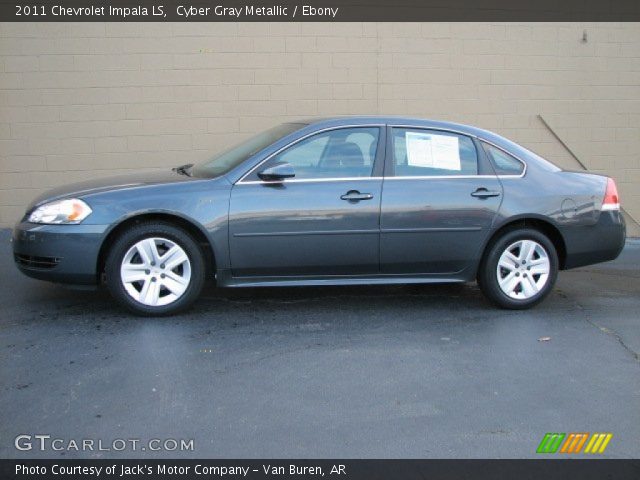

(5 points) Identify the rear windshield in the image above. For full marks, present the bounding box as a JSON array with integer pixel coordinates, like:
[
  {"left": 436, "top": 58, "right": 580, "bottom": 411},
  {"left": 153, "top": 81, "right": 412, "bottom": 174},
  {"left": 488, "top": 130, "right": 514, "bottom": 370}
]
[
  {"left": 496, "top": 137, "right": 561, "bottom": 172},
  {"left": 190, "top": 123, "right": 305, "bottom": 178}
]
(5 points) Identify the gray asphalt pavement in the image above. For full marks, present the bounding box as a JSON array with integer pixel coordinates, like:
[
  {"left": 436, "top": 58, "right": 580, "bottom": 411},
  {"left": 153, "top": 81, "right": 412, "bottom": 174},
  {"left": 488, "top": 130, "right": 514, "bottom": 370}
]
[{"left": 1, "top": 229, "right": 638, "bottom": 459}]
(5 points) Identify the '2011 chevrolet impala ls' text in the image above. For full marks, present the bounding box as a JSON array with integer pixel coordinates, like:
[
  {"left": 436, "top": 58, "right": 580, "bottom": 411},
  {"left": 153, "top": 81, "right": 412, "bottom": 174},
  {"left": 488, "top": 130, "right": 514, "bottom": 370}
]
[{"left": 13, "top": 117, "right": 625, "bottom": 315}]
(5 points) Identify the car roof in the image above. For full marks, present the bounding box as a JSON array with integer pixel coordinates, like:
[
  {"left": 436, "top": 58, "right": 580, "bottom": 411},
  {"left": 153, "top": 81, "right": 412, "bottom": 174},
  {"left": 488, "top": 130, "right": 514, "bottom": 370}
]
[{"left": 296, "top": 116, "right": 495, "bottom": 139}]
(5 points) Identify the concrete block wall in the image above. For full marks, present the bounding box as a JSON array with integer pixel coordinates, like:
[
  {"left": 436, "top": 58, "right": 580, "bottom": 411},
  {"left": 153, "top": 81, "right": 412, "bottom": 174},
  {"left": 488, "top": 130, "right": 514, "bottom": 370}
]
[{"left": 1, "top": 22, "right": 639, "bottom": 233}]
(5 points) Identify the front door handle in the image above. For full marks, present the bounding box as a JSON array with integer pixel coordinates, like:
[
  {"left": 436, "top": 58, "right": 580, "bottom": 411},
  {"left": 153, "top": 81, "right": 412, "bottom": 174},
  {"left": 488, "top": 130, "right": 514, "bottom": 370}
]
[
  {"left": 341, "top": 190, "right": 374, "bottom": 201},
  {"left": 471, "top": 188, "right": 501, "bottom": 198}
]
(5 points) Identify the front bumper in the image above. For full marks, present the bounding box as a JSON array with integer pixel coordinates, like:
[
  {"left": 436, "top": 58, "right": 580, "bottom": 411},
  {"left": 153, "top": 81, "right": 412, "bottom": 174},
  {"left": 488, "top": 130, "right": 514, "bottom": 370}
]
[
  {"left": 561, "top": 210, "right": 626, "bottom": 270},
  {"left": 12, "top": 222, "right": 110, "bottom": 285}
]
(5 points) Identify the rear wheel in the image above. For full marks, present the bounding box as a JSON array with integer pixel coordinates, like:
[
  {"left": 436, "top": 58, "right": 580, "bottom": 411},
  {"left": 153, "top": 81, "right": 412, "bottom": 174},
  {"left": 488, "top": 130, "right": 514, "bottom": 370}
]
[
  {"left": 105, "top": 222, "right": 205, "bottom": 316},
  {"left": 478, "top": 228, "right": 558, "bottom": 309}
]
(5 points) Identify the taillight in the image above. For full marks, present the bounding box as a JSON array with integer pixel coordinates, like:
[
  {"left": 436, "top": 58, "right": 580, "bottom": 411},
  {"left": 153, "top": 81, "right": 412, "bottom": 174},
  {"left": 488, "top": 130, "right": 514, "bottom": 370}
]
[{"left": 602, "top": 177, "right": 620, "bottom": 211}]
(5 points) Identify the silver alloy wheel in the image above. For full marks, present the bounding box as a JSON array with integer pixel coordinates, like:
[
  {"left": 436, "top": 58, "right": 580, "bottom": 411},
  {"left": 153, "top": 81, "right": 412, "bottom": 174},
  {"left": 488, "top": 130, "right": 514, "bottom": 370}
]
[
  {"left": 496, "top": 239, "right": 550, "bottom": 300},
  {"left": 120, "top": 237, "right": 191, "bottom": 307}
]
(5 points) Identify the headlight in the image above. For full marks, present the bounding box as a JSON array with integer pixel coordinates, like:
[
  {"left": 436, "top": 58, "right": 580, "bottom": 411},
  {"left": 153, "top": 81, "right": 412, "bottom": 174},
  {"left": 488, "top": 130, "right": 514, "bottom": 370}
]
[{"left": 28, "top": 199, "right": 92, "bottom": 224}]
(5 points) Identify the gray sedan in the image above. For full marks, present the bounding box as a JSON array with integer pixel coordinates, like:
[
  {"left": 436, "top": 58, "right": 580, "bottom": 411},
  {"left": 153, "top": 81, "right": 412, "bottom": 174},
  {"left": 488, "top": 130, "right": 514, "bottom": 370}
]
[{"left": 12, "top": 117, "right": 625, "bottom": 315}]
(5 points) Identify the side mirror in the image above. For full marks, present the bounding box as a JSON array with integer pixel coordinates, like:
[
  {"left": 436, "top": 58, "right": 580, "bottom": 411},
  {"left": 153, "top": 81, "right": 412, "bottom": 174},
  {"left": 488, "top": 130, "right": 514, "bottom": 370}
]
[{"left": 258, "top": 162, "right": 295, "bottom": 181}]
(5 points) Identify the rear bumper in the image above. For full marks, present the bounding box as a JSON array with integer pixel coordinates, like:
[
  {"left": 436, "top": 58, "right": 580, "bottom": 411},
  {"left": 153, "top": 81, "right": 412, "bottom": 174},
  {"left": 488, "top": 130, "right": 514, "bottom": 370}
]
[
  {"left": 561, "top": 210, "right": 626, "bottom": 270},
  {"left": 12, "top": 222, "right": 109, "bottom": 285}
]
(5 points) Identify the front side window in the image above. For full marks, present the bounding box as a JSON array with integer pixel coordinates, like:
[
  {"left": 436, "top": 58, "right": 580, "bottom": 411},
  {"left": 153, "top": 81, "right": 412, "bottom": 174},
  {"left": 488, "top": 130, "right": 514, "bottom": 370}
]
[
  {"left": 482, "top": 142, "right": 525, "bottom": 176},
  {"left": 257, "top": 127, "right": 380, "bottom": 180},
  {"left": 391, "top": 128, "right": 478, "bottom": 177}
]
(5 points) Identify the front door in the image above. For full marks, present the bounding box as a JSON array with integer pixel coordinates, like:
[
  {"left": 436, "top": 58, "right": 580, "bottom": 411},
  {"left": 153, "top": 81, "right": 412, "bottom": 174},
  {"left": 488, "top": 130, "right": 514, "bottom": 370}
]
[
  {"left": 380, "top": 127, "right": 503, "bottom": 274},
  {"left": 229, "top": 126, "right": 384, "bottom": 277}
]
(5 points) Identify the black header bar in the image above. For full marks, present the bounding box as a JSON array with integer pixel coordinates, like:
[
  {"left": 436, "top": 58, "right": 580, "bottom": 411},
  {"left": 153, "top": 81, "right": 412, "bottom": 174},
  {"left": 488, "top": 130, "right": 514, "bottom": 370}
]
[{"left": 1, "top": 0, "right": 640, "bottom": 22}]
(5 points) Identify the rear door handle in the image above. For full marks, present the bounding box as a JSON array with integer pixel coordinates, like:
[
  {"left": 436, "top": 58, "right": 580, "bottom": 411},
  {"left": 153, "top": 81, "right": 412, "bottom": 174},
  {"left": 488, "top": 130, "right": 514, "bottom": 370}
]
[
  {"left": 471, "top": 188, "right": 501, "bottom": 198},
  {"left": 341, "top": 190, "right": 373, "bottom": 201}
]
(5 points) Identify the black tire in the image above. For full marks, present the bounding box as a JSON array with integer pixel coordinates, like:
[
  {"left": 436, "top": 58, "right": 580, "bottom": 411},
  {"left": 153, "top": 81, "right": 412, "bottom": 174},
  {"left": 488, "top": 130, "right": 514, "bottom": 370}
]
[
  {"left": 478, "top": 228, "right": 558, "bottom": 309},
  {"left": 105, "top": 222, "right": 206, "bottom": 316}
]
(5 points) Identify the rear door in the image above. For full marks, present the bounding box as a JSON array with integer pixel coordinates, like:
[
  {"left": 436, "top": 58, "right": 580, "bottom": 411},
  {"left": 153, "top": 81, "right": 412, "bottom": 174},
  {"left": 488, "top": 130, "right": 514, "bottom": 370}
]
[
  {"left": 380, "top": 126, "right": 503, "bottom": 274},
  {"left": 229, "top": 126, "right": 385, "bottom": 277}
]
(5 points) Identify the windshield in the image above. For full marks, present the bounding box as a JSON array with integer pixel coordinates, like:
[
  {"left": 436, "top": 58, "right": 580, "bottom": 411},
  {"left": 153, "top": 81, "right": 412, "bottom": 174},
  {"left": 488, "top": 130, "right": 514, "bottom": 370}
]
[{"left": 190, "top": 123, "right": 305, "bottom": 178}]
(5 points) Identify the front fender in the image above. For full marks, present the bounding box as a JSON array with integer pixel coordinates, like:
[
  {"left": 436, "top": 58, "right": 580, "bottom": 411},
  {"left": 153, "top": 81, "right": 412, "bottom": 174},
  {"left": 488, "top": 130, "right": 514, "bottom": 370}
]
[{"left": 84, "top": 180, "right": 232, "bottom": 272}]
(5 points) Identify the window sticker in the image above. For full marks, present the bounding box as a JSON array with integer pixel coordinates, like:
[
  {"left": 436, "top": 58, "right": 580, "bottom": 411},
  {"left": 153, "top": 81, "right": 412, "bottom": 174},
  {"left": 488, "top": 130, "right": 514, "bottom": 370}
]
[
  {"left": 405, "top": 132, "right": 461, "bottom": 171},
  {"left": 405, "top": 132, "right": 433, "bottom": 167}
]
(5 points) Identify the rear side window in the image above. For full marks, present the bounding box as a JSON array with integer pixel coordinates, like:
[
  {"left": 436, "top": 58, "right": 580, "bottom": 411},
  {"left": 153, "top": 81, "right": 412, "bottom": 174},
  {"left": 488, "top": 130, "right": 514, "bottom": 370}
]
[
  {"left": 482, "top": 142, "right": 525, "bottom": 176},
  {"left": 391, "top": 128, "right": 478, "bottom": 177}
]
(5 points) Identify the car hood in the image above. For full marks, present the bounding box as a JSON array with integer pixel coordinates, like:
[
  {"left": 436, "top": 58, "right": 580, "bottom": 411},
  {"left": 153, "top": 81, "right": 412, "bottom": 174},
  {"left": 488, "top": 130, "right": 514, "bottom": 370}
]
[{"left": 30, "top": 170, "right": 198, "bottom": 208}]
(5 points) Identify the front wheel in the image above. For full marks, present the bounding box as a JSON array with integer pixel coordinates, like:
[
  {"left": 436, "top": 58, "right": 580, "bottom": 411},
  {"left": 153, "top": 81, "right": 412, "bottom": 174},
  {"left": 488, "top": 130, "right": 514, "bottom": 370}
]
[
  {"left": 478, "top": 228, "right": 559, "bottom": 309},
  {"left": 105, "top": 222, "right": 206, "bottom": 316}
]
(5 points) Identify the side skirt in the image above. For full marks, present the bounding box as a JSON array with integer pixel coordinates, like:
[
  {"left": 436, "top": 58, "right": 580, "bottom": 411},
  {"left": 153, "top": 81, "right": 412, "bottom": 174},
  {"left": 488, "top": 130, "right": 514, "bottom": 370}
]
[{"left": 215, "top": 269, "right": 470, "bottom": 288}]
